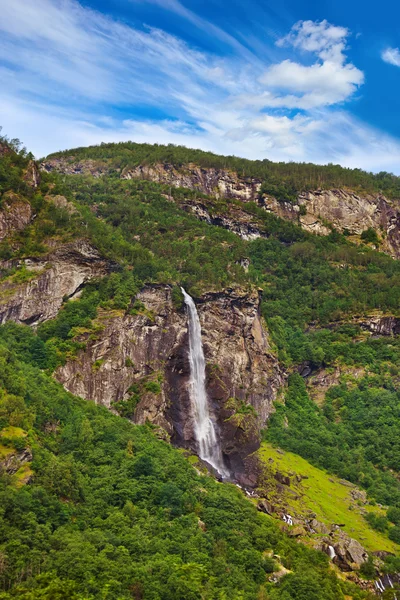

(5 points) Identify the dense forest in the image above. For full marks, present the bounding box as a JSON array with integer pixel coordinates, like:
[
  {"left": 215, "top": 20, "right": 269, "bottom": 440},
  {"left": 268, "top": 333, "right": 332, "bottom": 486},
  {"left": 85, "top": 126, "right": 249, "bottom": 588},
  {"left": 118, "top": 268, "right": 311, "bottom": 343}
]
[
  {"left": 1, "top": 133, "right": 400, "bottom": 597},
  {"left": 47, "top": 140, "right": 400, "bottom": 198}
]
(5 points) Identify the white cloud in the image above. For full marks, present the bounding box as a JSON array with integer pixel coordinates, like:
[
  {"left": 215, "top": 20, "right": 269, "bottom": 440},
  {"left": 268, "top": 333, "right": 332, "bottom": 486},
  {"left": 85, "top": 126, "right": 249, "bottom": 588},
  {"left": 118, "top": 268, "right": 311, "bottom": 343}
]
[
  {"left": 382, "top": 47, "right": 400, "bottom": 67},
  {"left": 0, "top": 1, "right": 399, "bottom": 173},
  {"left": 277, "top": 19, "right": 349, "bottom": 62},
  {"left": 259, "top": 20, "right": 364, "bottom": 109}
]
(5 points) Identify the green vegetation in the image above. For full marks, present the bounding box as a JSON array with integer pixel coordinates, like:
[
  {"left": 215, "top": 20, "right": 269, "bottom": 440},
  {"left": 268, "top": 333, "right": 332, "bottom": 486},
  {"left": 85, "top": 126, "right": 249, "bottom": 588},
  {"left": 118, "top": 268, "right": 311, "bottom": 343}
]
[
  {"left": 249, "top": 237, "right": 400, "bottom": 365},
  {"left": 361, "top": 227, "right": 380, "bottom": 245},
  {"left": 62, "top": 175, "right": 248, "bottom": 292}
]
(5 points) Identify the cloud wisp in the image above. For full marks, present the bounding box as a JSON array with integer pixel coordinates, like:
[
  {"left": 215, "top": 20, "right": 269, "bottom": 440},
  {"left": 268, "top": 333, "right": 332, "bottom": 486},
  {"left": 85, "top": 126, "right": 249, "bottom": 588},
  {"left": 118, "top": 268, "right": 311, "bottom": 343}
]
[
  {"left": 0, "top": 0, "right": 400, "bottom": 172},
  {"left": 382, "top": 47, "right": 400, "bottom": 67}
]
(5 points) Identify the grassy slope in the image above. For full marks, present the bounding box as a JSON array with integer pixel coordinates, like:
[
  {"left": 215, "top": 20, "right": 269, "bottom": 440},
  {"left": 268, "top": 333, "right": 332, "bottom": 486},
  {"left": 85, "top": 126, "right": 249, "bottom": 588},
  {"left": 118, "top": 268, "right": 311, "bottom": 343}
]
[{"left": 259, "top": 443, "right": 398, "bottom": 554}]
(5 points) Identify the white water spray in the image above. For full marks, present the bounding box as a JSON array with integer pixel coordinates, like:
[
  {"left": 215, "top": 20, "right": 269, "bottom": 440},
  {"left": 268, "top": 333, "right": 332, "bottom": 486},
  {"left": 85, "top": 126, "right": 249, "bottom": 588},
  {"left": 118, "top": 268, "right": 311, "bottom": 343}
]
[{"left": 181, "top": 288, "right": 228, "bottom": 478}]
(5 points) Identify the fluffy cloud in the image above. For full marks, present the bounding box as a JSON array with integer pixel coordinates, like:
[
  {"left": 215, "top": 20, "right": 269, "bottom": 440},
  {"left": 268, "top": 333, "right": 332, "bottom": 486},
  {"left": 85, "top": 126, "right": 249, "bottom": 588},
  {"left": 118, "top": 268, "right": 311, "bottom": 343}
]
[
  {"left": 259, "top": 20, "right": 364, "bottom": 109},
  {"left": 382, "top": 47, "right": 400, "bottom": 67},
  {"left": 0, "top": 1, "right": 399, "bottom": 172},
  {"left": 277, "top": 19, "right": 349, "bottom": 61}
]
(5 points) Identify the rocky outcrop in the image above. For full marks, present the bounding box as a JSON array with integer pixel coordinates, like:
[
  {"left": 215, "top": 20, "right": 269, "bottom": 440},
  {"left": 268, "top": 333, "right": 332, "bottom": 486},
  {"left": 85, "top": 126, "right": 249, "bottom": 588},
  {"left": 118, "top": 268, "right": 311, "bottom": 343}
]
[
  {"left": 122, "top": 163, "right": 262, "bottom": 201},
  {"left": 42, "top": 157, "right": 400, "bottom": 258},
  {"left": 55, "top": 285, "right": 284, "bottom": 478},
  {"left": 264, "top": 189, "right": 400, "bottom": 258},
  {"left": 321, "top": 533, "right": 368, "bottom": 571},
  {"left": 23, "top": 160, "right": 40, "bottom": 188},
  {"left": 41, "top": 157, "right": 109, "bottom": 178},
  {"left": 0, "top": 192, "right": 33, "bottom": 241},
  {"left": 0, "top": 448, "right": 32, "bottom": 476},
  {"left": 297, "top": 189, "right": 400, "bottom": 258},
  {"left": 0, "top": 240, "right": 111, "bottom": 325},
  {"left": 360, "top": 316, "right": 400, "bottom": 336},
  {"left": 47, "top": 194, "right": 77, "bottom": 215},
  {"left": 56, "top": 285, "right": 183, "bottom": 436},
  {"left": 195, "top": 288, "right": 283, "bottom": 473},
  {"left": 306, "top": 366, "right": 365, "bottom": 405}
]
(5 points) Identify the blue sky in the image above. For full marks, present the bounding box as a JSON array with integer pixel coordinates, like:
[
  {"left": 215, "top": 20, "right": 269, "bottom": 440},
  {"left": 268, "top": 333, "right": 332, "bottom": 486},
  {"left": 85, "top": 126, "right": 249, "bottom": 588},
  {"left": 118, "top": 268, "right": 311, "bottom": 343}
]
[{"left": 1, "top": 0, "right": 400, "bottom": 172}]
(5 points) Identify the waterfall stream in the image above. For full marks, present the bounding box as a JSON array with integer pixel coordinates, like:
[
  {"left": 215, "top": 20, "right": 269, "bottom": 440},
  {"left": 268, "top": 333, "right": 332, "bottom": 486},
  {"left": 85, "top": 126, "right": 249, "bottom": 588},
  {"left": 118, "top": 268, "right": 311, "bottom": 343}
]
[{"left": 181, "top": 288, "right": 228, "bottom": 478}]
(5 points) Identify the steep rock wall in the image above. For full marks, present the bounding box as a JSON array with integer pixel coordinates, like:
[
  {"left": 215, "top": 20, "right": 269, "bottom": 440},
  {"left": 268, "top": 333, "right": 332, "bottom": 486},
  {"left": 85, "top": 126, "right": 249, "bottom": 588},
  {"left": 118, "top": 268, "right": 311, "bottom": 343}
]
[
  {"left": 298, "top": 189, "right": 400, "bottom": 258},
  {"left": 0, "top": 240, "right": 111, "bottom": 325},
  {"left": 55, "top": 285, "right": 284, "bottom": 478},
  {"left": 183, "top": 201, "right": 265, "bottom": 240}
]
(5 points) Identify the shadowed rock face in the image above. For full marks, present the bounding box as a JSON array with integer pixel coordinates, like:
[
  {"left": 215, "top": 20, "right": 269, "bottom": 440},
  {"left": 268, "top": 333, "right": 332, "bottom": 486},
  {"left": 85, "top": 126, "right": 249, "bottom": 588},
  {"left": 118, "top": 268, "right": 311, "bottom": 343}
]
[
  {"left": 55, "top": 285, "right": 284, "bottom": 478},
  {"left": 0, "top": 240, "right": 111, "bottom": 326},
  {"left": 56, "top": 285, "right": 186, "bottom": 437}
]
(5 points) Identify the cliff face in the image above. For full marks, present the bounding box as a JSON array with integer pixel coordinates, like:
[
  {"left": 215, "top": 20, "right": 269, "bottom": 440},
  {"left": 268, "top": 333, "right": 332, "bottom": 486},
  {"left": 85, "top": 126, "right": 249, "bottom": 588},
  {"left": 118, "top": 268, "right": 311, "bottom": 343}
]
[
  {"left": 299, "top": 189, "right": 400, "bottom": 257},
  {"left": 0, "top": 240, "right": 111, "bottom": 325},
  {"left": 265, "top": 189, "right": 400, "bottom": 256},
  {"left": 55, "top": 285, "right": 284, "bottom": 479},
  {"left": 122, "top": 163, "right": 262, "bottom": 201}
]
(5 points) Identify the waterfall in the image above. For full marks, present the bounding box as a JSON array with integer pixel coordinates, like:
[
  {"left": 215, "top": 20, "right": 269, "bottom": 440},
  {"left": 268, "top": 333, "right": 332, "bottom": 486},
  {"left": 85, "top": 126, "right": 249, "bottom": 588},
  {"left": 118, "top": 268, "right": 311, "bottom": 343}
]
[
  {"left": 181, "top": 288, "right": 228, "bottom": 478},
  {"left": 328, "top": 546, "right": 336, "bottom": 560}
]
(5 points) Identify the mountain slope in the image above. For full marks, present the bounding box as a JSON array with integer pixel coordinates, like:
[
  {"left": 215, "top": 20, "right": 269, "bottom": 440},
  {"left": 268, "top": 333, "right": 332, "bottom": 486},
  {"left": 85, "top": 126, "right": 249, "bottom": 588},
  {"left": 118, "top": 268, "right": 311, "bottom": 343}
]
[{"left": 1, "top": 133, "right": 400, "bottom": 596}]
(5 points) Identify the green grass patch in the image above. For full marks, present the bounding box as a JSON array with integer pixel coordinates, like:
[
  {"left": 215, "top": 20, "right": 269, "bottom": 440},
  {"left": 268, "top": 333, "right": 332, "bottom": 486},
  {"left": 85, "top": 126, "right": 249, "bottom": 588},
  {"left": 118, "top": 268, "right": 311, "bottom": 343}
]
[{"left": 259, "top": 442, "right": 398, "bottom": 554}]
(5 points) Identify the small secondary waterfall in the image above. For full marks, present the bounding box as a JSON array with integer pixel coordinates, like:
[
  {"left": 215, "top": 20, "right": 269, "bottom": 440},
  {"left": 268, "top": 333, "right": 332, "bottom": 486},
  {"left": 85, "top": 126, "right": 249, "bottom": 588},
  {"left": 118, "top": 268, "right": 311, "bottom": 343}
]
[
  {"left": 181, "top": 288, "right": 228, "bottom": 478},
  {"left": 328, "top": 546, "right": 336, "bottom": 560}
]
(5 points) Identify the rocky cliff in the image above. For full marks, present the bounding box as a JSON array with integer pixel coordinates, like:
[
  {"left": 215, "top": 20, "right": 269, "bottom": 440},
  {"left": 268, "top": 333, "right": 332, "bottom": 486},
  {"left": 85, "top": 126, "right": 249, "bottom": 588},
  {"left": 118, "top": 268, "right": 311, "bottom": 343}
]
[
  {"left": 121, "top": 163, "right": 262, "bottom": 201},
  {"left": 0, "top": 240, "right": 111, "bottom": 325},
  {"left": 265, "top": 188, "right": 400, "bottom": 258},
  {"left": 55, "top": 285, "right": 284, "bottom": 479},
  {"left": 181, "top": 199, "right": 266, "bottom": 240}
]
